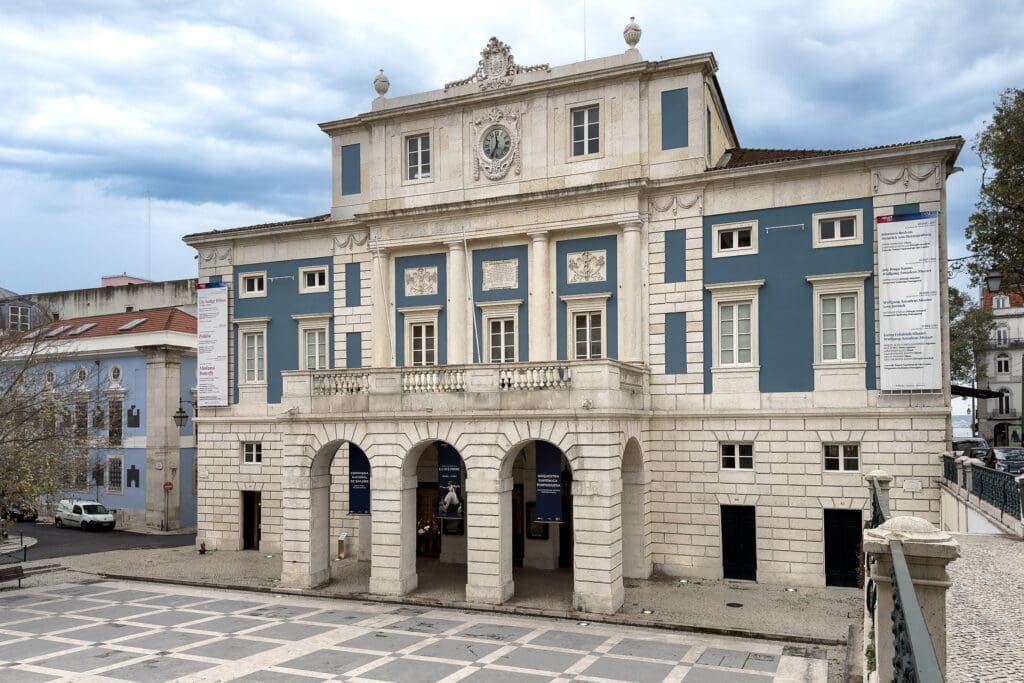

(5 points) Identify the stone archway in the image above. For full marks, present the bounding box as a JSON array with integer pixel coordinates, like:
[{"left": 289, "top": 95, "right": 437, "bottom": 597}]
[{"left": 622, "top": 437, "right": 651, "bottom": 579}]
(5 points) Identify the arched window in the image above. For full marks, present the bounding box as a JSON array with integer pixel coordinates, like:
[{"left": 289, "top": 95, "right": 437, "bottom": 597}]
[
  {"left": 998, "top": 388, "right": 1012, "bottom": 415},
  {"left": 997, "top": 353, "right": 1011, "bottom": 374},
  {"left": 993, "top": 294, "right": 1010, "bottom": 309},
  {"left": 996, "top": 326, "right": 1010, "bottom": 346}
]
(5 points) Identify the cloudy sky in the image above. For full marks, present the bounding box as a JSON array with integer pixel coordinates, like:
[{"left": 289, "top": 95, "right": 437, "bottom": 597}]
[{"left": 2, "top": 0, "right": 1022, "bottom": 295}]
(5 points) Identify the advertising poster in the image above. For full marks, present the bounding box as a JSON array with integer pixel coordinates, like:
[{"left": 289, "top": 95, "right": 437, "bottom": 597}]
[
  {"left": 348, "top": 445, "right": 371, "bottom": 515},
  {"left": 876, "top": 212, "right": 942, "bottom": 391},
  {"left": 196, "top": 282, "right": 229, "bottom": 406},
  {"left": 1010, "top": 425, "right": 1023, "bottom": 447},
  {"left": 535, "top": 441, "right": 563, "bottom": 522},
  {"left": 436, "top": 443, "right": 463, "bottom": 519}
]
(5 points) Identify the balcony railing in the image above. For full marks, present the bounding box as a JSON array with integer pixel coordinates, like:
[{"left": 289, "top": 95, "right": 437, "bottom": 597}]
[
  {"left": 971, "top": 464, "right": 1023, "bottom": 518},
  {"left": 942, "top": 454, "right": 957, "bottom": 484}
]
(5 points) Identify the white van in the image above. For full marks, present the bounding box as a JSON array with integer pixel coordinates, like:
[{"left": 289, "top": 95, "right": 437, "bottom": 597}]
[{"left": 55, "top": 499, "right": 116, "bottom": 531}]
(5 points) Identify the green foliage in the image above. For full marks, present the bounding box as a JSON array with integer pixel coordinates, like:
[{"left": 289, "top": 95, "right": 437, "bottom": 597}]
[
  {"left": 966, "top": 88, "right": 1024, "bottom": 293},
  {"left": 948, "top": 286, "right": 994, "bottom": 385}
]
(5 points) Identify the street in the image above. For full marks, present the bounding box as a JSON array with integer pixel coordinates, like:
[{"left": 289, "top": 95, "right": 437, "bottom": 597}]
[
  {"left": 0, "top": 579, "right": 826, "bottom": 682},
  {"left": 4, "top": 521, "right": 194, "bottom": 561}
]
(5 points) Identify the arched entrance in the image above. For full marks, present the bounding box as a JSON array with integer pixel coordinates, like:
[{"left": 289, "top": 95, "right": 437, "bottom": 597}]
[
  {"left": 994, "top": 422, "right": 1009, "bottom": 447},
  {"left": 622, "top": 437, "right": 651, "bottom": 578}
]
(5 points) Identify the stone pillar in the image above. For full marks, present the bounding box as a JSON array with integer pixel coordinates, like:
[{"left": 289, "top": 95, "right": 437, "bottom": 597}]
[
  {"left": 955, "top": 455, "right": 970, "bottom": 490},
  {"left": 622, "top": 466, "right": 652, "bottom": 579},
  {"left": 529, "top": 231, "right": 552, "bottom": 361},
  {"left": 966, "top": 457, "right": 985, "bottom": 493},
  {"left": 465, "top": 472, "right": 513, "bottom": 604},
  {"left": 863, "top": 517, "right": 960, "bottom": 683},
  {"left": 864, "top": 469, "right": 893, "bottom": 515},
  {"left": 368, "top": 467, "right": 418, "bottom": 596},
  {"left": 446, "top": 240, "right": 469, "bottom": 365},
  {"left": 620, "top": 220, "right": 643, "bottom": 364},
  {"left": 572, "top": 474, "right": 624, "bottom": 614},
  {"left": 357, "top": 515, "right": 372, "bottom": 562},
  {"left": 143, "top": 345, "right": 183, "bottom": 531},
  {"left": 371, "top": 247, "right": 392, "bottom": 368}
]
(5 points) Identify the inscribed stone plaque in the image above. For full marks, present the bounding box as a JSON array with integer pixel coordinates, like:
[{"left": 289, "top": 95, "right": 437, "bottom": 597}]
[
  {"left": 404, "top": 266, "right": 438, "bottom": 297},
  {"left": 482, "top": 259, "right": 518, "bottom": 291},
  {"left": 566, "top": 250, "right": 607, "bottom": 284}
]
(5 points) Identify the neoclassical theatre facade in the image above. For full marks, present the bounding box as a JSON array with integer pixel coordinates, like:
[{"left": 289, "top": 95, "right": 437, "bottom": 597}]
[{"left": 185, "top": 22, "right": 962, "bottom": 614}]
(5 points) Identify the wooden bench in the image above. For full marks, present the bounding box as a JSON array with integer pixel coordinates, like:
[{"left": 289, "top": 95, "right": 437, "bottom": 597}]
[{"left": 0, "top": 564, "right": 25, "bottom": 588}]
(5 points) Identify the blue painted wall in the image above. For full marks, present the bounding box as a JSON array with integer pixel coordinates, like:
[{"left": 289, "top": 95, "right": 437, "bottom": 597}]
[
  {"left": 234, "top": 257, "right": 334, "bottom": 403},
  {"left": 346, "top": 332, "right": 362, "bottom": 368},
  {"left": 665, "top": 312, "right": 687, "bottom": 374},
  {"left": 661, "top": 88, "right": 689, "bottom": 150},
  {"left": 394, "top": 253, "right": 447, "bottom": 367},
  {"left": 341, "top": 143, "right": 360, "bottom": 195},
  {"left": 893, "top": 203, "right": 920, "bottom": 215},
  {"left": 471, "top": 245, "right": 529, "bottom": 362},
  {"left": 702, "top": 198, "right": 876, "bottom": 393},
  {"left": 664, "top": 229, "right": 687, "bottom": 283},
  {"left": 345, "top": 262, "right": 361, "bottom": 306},
  {"left": 178, "top": 447, "right": 197, "bottom": 527},
  {"left": 555, "top": 235, "right": 618, "bottom": 360}
]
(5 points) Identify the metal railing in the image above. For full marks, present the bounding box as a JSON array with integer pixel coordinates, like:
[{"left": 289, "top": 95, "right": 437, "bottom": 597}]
[
  {"left": 942, "top": 455, "right": 957, "bottom": 484},
  {"left": 971, "top": 464, "right": 1022, "bottom": 518}
]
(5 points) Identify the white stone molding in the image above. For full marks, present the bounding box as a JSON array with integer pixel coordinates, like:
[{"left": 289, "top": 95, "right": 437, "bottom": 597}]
[
  {"left": 292, "top": 313, "right": 333, "bottom": 371},
  {"left": 871, "top": 163, "right": 941, "bottom": 194},
  {"left": 444, "top": 37, "right": 549, "bottom": 92},
  {"left": 566, "top": 250, "right": 607, "bottom": 284},
  {"left": 807, "top": 271, "right": 871, "bottom": 391},
  {"left": 649, "top": 192, "right": 703, "bottom": 217},
  {"left": 528, "top": 231, "right": 553, "bottom": 361},
  {"left": 811, "top": 208, "right": 864, "bottom": 249},
  {"left": 333, "top": 231, "right": 370, "bottom": 254},
  {"left": 482, "top": 259, "right": 519, "bottom": 291},
  {"left": 477, "top": 299, "right": 523, "bottom": 363},
  {"left": 404, "top": 266, "right": 439, "bottom": 297},
  {"left": 472, "top": 107, "right": 522, "bottom": 181},
  {"left": 199, "top": 247, "right": 232, "bottom": 266}
]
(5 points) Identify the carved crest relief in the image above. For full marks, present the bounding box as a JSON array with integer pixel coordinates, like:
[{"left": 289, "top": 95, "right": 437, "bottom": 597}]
[
  {"left": 473, "top": 107, "right": 522, "bottom": 181},
  {"left": 445, "top": 37, "right": 549, "bottom": 92},
  {"left": 199, "top": 247, "right": 232, "bottom": 265},
  {"left": 404, "top": 266, "right": 438, "bottom": 297},
  {"left": 567, "top": 250, "right": 607, "bottom": 284},
  {"left": 334, "top": 231, "right": 369, "bottom": 254}
]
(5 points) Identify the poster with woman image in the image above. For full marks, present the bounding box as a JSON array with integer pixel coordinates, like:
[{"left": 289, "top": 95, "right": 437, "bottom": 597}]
[{"left": 436, "top": 443, "right": 463, "bottom": 519}]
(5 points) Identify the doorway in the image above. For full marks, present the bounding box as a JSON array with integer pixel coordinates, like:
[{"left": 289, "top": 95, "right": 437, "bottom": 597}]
[
  {"left": 242, "top": 491, "right": 261, "bottom": 550},
  {"left": 824, "top": 509, "right": 863, "bottom": 587},
  {"left": 415, "top": 483, "right": 442, "bottom": 557},
  {"left": 721, "top": 505, "right": 757, "bottom": 581}
]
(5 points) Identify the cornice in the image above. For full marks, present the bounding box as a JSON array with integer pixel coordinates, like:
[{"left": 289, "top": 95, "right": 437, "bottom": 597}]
[{"left": 183, "top": 218, "right": 363, "bottom": 248}]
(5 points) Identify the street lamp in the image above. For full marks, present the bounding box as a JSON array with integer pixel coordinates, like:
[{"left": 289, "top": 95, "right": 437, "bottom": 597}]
[{"left": 172, "top": 400, "right": 190, "bottom": 429}]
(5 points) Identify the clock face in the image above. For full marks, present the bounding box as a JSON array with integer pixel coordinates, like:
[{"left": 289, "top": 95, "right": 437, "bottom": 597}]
[{"left": 482, "top": 126, "right": 512, "bottom": 160}]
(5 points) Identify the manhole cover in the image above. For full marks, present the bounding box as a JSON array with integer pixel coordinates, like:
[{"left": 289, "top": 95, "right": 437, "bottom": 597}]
[{"left": 726, "top": 602, "right": 743, "bottom": 608}]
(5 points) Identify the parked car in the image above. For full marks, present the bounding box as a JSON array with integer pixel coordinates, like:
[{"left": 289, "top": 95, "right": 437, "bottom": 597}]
[
  {"left": 7, "top": 503, "right": 38, "bottom": 523},
  {"left": 981, "top": 448, "right": 1024, "bottom": 475},
  {"left": 952, "top": 437, "right": 988, "bottom": 456},
  {"left": 54, "top": 499, "right": 115, "bottom": 531}
]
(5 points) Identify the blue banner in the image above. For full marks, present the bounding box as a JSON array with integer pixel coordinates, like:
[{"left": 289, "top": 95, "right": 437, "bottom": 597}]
[
  {"left": 535, "top": 442, "right": 562, "bottom": 522},
  {"left": 348, "top": 444, "right": 370, "bottom": 515},
  {"left": 437, "top": 443, "right": 463, "bottom": 519}
]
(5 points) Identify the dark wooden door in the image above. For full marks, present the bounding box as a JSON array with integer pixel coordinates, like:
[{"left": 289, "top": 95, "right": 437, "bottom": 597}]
[
  {"left": 721, "top": 505, "right": 757, "bottom": 581},
  {"left": 242, "top": 491, "right": 261, "bottom": 550},
  {"left": 512, "top": 485, "right": 524, "bottom": 568},
  {"left": 824, "top": 509, "right": 862, "bottom": 587}
]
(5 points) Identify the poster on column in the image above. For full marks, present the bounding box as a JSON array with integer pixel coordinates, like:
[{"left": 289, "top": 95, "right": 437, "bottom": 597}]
[
  {"left": 436, "top": 443, "right": 463, "bottom": 519},
  {"left": 876, "top": 211, "right": 942, "bottom": 391},
  {"left": 348, "top": 445, "right": 371, "bottom": 515},
  {"left": 196, "top": 282, "right": 229, "bottom": 407},
  {"left": 535, "top": 442, "right": 562, "bottom": 522}
]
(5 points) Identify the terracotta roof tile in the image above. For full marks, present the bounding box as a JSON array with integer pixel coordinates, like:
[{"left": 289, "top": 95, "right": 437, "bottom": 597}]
[
  {"left": 28, "top": 307, "right": 196, "bottom": 341},
  {"left": 716, "top": 136, "right": 963, "bottom": 169}
]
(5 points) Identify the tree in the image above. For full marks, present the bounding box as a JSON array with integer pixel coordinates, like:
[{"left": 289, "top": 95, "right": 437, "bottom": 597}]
[
  {"left": 966, "top": 88, "right": 1024, "bottom": 293},
  {"left": 948, "top": 286, "right": 994, "bottom": 386}
]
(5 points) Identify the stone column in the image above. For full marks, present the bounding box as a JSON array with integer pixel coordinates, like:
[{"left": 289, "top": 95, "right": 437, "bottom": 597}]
[
  {"left": 357, "top": 515, "right": 372, "bottom": 562},
  {"left": 622, "top": 466, "right": 652, "bottom": 579},
  {"left": 371, "top": 247, "right": 392, "bottom": 367},
  {"left": 446, "top": 240, "right": 469, "bottom": 365},
  {"left": 863, "top": 517, "right": 960, "bottom": 683},
  {"left": 143, "top": 345, "right": 183, "bottom": 531},
  {"left": 966, "top": 457, "right": 985, "bottom": 493},
  {"left": 368, "top": 466, "right": 418, "bottom": 596},
  {"left": 955, "top": 455, "right": 970, "bottom": 490},
  {"left": 529, "top": 231, "right": 552, "bottom": 361},
  {"left": 465, "top": 472, "right": 513, "bottom": 604},
  {"left": 572, "top": 472, "right": 624, "bottom": 614},
  {"left": 620, "top": 220, "right": 643, "bottom": 364}
]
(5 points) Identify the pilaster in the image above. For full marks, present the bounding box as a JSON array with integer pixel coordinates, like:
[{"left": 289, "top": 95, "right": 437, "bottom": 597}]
[
  {"left": 620, "top": 220, "right": 643, "bottom": 364},
  {"left": 142, "top": 345, "right": 183, "bottom": 531},
  {"left": 371, "top": 247, "right": 393, "bottom": 367},
  {"left": 529, "top": 231, "right": 552, "bottom": 361},
  {"left": 465, "top": 473, "right": 514, "bottom": 604},
  {"left": 571, "top": 473, "right": 624, "bottom": 614},
  {"left": 446, "top": 240, "right": 469, "bottom": 365}
]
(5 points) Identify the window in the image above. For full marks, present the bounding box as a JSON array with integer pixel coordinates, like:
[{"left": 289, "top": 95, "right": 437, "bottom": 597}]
[
  {"left": 75, "top": 366, "right": 88, "bottom": 385},
  {"left": 73, "top": 401, "right": 89, "bottom": 438},
  {"left": 9, "top": 305, "right": 30, "bottom": 331},
  {"left": 243, "top": 331, "right": 266, "bottom": 383},
  {"left": 571, "top": 312, "right": 601, "bottom": 360},
  {"left": 707, "top": 280, "right": 763, "bottom": 377},
  {"left": 108, "top": 399, "right": 123, "bottom": 446},
  {"left": 406, "top": 133, "right": 431, "bottom": 180},
  {"left": 807, "top": 272, "right": 870, "bottom": 368},
  {"left": 996, "top": 326, "right": 1009, "bottom": 346},
  {"left": 479, "top": 301, "right": 521, "bottom": 364},
  {"left": 998, "top": 389, "right": 1012, "bottom": 415},
  {"left": 721, "top": 443, "right": 754, "bottom": 470},
  {"left": 410, "top": 322, "right": 436, "bottom": 366},
  {"left": 107, "top": 456, "right": 123, "bottom": 494},
  {"left": 718, "top": 302, "right": 751, "bottom": 366},
  {"left": 304, "top": 328, "right": 327, "bottom": 370},
  {"left": 562, "top": 293, "right": 610, "bottom": 362},
  {"left": 299, "top": 267, "right": 328, "bottom": 294},
  {"left": 824, "top": 444, "right": 860, "bottom": 472},
  {"left": 997, "top": 354, "right": 1010, "bottom": 374},
  {"left": 117, "top": 318, "right": 147, "bottom": 331},
  {"left": 571, "top": 105, "right": 599, "bottom": 156},
  {"left": 243, "top": 442, "right": 263, "bottom": 464},
  {"left": 812, "top": 208, "right": 863, "bottom": 248},
  {"left": 711, "top": 221, "right": 758, "bottom": 258},
  {"left": 489, "top": 318, "right": 516, "bottom": 363},
  {"left": 239, "top": 272, "right": 266, "bottom": 298},
  {"left": 109, "top": 365, "right": 122, "bottom": 383},
  {"left": 821, "top": 294, "right": 857, "bottom": 361},
  {"left": 72, "top": 453, "right": 88, "bottom": 489},
  {"left": 993, "top": 295, "right": 1010, "bottom": 309}
]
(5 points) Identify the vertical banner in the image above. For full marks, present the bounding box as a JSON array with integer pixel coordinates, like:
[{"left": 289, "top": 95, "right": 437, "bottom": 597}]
[
  {"left": 436, "top": 443, "right": 463, "bottom": 519},
  {"left": 535, "top": 442, "right": 562, "bottom": 522},
  {"left": 876, "top": 211, "right": 942, "bottom": 391},
  {"left": 196, "top": 282, "right": 229, "bottom": 407},
  {"left": 348, "top": 445, "right": 371, "bottom": 515},
  {"left": 1010, "top": 425, "right": 1023, "bottom": 447}
]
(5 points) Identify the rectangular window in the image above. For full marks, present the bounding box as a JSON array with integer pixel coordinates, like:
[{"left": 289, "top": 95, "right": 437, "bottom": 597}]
[
  {"left": 243, "top": 331, "right": 265, "bottom": 383},
  {"left": 410, "top": 322, "right": 436, "bottom": 366},
  {"left": 107, "top": 457, "right": 123, "bottom": 494},
  {"left": 341, "top": 143, "right": 361, "bottom": 195},
  {"left": 304, "top": 328, "right": 327, "bottom": 370},
  {"left": 718, "top": 302, "right": 752, "bottom": 366},
  {"left": 824, "top": 444, "right": 860, "bottom": 472},
  {"left": 74, "top": 401, "right": 88, "bottom": 438},
  {"left": 108, "top": 399, "right": 123, "bottom": 446},
  {"left": 489, "top": 318, "right": 516, "bottom": 363},
  {"left": 821, "top": 294, "right": 857, "bottom": 361},
  {"left": 721, "top": 443, "right": 754, "bottom": 470},
  {"left": 573, "top": 312, "right": 603, "bottom": 360},
  {"left": 571, "top": 105, "right": 600, "bottom": 156},
  {"left": 820, "top": 217, "right": 856, "bottom": 241},
  {"left": 812, "top": 209, "right": 863, "bottom": 248},
  {"left": 9, "top": 305, "right": 30, "bottom": 331},
  {"left": 72, "top": 453, "right": 88, "bottom": 489},
  {"left": 711, "top": 221, "right": 758, "bottom": 258},
  {"left": 406, "top": 133, "right": 431, "bottom": 180},
  {"left": 299, "top": 267, "right": 328, "bottom": 293},
  {"left": 660, "top": 87, "right": 689, "bottom": 150},
  {"left": 997, "top": 354, "right": 1010, "bottom": 374},
  {"left": 243, "top": 442, "right": 263, "bottom": 464},
  {"left": 239, "top": 272, "right": 266, "bottom": 298}
]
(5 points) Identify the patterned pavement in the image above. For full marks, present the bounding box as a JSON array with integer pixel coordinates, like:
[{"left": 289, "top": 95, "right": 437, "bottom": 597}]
[{"left": 0, "top": 580, "right": 827, "bottom": 682}]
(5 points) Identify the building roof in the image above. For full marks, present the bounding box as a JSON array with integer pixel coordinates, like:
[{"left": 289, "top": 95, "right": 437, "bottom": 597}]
[
  {"left": 716, "top": 136, "right": 964, "bottom": 169},
  {"left": 186, "top": 213, "right": 332, "bottom": 240},
  {"left": 27, "top": 307, "right": 196, "bottom": 341}
]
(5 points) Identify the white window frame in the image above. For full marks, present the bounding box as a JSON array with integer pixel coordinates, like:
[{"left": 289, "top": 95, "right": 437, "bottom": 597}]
[
  {"left": 707, "top": 280, "right": 763, "bottom": 372},
  {"left": 477, "top": 300, "right": 521, "bottom": 364},
  {"left": 106, "top": 456, "right": 123, "bottom": 494},
  {"left": 823, "top": 443, "right": 860, "bottom": 472},
  {"left": 711, "top": 220, "right": 758, "bottom": 258},
  {"left": 292, "top": 313, "right": 332, "bottom": 371},
  {"left": 9, "top": 304, "right": 30, "bottom": 331},
  {"left": 239, "top": 271, "right": 267, "bottom": 299},
  {"left": 996, "top": 326, "right": 1009, "bottom": 346},
  {"left": 109, "top": 364, "right": 123, "bottom": 384},
  {"left": 807, "top": 272, "right": 870, "bottom": 369},
  {"left": 235, "top": 317, "right": 270, "bottom": 385},
  {"left": 405, "top": 132, "right": 432, "bottom": 181},
  {"left": 720, "top": 443, "right": 754, "bottom": 470},
  {"left": 561, "top": 293, "right": 611, "bottom": 361},
  {"left": 812, "top": 208, "right": 864, "bottom": 249},
  {"left": 569, "top": 102, "right": 602, "bottom": 159},
  {"left": 996, "top": 353, "right": 1010, "bottom": 375},
  {"left": 298, "top": 266, "right": 329, "bottom": 294},
  {"left": 242, "top": 442, "right": 263, "bottom": 464},
  {"left": 992, "top": 294, "right": 1009, "bottom": 309},
  {"left": 400, "top": 305, "right": 441, "bottom": 367},
  {"left": 998, "top": 388, "right": 1012, "bottom": 415}
]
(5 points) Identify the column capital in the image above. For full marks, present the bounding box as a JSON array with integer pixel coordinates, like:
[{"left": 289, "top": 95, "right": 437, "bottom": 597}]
[
  {"left": 527, "top": 229, "right": 550, "bottom": 241},
  {"left": 444, "top": 239, "right": 466, "bottom": 251},
  {"left": 619, "top": 219, "right": 643, "bottom": 233}
]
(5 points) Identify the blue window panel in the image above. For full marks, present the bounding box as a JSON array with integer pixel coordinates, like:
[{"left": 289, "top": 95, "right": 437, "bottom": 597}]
[
  {"left": 893, "top": 203, "right": 919, "bottom": 216},
  {"left": 664, "top": 229, "right": 687, "bottom": 283},
  {"left": 665, "top": 312, "right": 687, "bottom": 375},
  {"left": 341, "top": 143, "right": 361, "bottom": 196},
  {"left": 661, "top": 88, "right": 689, "bottom": 150},
  {"left": 345, "top": 262, "right": 361, "bottom": 307},
  {"left": 471, "top": 245, "right": 530, "bottom": 363},
  {"left": 346, "top": 332, "right": 362, "bottom": 369},
  {"left": 394, "top": 253, "right": 447, "bottom": 367}
]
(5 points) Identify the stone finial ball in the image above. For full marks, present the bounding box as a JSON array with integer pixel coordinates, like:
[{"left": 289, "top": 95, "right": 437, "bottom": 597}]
[
  {"left": 624, "top": 16, "right": 641, "bottom": 49},
  {"left": 373, "top": 69, "right": 390, "bottom": 96}
]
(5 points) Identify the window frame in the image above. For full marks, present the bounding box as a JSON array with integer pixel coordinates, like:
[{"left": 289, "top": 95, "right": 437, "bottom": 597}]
[
  {"left": 405, "top": 132, "right": 432, "bottom": 182},
  {"left": 400, "top": 305, "right": 441, "bottom": 367},
  {"left": 720, "top": 443, "right": 754, "bottom": 470},
  {"left": 9, "top": 304, "right": 30, "bottom": 331},
  {"left": 996, "top": 326, "right": 1010, "bottom": 346},
  {"left": 235, "top": 317, "right": 270, "bottom": 386},
  {"left": 806, "top": 272, "right": 870, "bottom": 369},
  {"left": 996, "top": 353, "right": 1011, "bottom": 375},
  {"left": 811, "top": 208, "right": 864, "bottom": 249},
  {"left": 998, "top": 388, "right": 1012, "bottom": 415},
  {"left": 561, "top": 293, "right": 611, "bottom": 361},
  {"left": 107, "top": 398, "right": 123, "bottom": 447},
  {"left": 823, "top": 443, "right": 860, "bottom": 472},
  {"left": 238, "top": 271, "right": 267, "bottom": 299},
  {"left": 242, "top": 442, "right": 263, "bottom": 464},
  {"left": 293, "top": 313, "right": 332, "bottom": 371},
  {"left": 106, "top": 455, "right": 123, "bottom": 494},
  {"left": 298, "top": 266, "right": 329, "bottom": 294},
  {"left": 569, "top": 103, "right": 601, "bottom": 158},
  {"left": 711, "top": 220, "right": 758, "bottom": 258},
  {"left": 478, "top": 300, "right": 521, "bottom": 364},
  {"left": 992, "top": 295, "right": 1009, "bottom": 309},
  {"left": 706, "top": 280, "right": 763, "bottom": 372}
]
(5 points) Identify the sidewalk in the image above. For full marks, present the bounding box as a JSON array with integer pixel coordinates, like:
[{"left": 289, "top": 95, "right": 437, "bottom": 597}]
[{"left": 0, "top": 534, "right": 37, "bottom": 559}]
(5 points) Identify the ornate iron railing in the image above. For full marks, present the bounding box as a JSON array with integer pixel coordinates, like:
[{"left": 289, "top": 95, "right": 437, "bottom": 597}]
[
  {"left": 942, "top": 455, "right": 957, "bottom": 484},
  {"left": 971, "top": 464, "right": 1022, "bottom": 518},
  {"left": 889, "top": 540, "right": 945, "bottom": 682}
]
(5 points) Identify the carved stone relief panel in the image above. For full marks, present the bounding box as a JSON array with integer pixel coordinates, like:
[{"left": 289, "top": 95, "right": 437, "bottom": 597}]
[
  {"left": 482, "top": 259, "right": 518, "bottom": 291},
  {"left": 404, "top": 266, "right": 439, "bottom": 297},
  {"left": 872, "top": 163, "right": 942, "bottom": 195},
  {"left": 566, "top": 250, "right": 607, "bottom": 284}
]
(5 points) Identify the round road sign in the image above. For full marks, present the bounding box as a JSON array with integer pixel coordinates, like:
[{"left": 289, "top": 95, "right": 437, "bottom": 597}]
[{"left": 163, "top": 481, "right": 173, "bottom": 492}]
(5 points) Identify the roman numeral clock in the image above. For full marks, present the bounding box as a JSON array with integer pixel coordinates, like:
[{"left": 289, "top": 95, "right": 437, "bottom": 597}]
[{"left": 473, "top": 107, "right": 521, "bottom": 181}]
